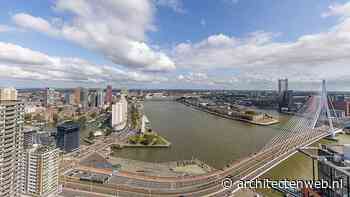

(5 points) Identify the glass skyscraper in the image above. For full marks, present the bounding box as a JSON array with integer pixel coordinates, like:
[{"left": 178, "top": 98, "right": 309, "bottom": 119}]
[{"left": 56, "top": 122, "right": 80, "bottom": 153}]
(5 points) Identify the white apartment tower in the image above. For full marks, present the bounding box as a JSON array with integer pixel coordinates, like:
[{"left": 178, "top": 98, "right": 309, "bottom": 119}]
[
  {"left": 22, "top": 145, "right": 59, "bottom": 196},
  {"left": 0, "top": 87, "right": 18, "bottom": 101},
  {"left": 0, "top": 88, "right": 24, "bottom": 196},
  {"left": 111, "top": 94, "right": 128, "bottom": 131}
]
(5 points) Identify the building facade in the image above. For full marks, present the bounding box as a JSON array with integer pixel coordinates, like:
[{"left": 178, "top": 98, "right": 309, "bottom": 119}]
[
  {"left": 97, "top": 89, "right": 105, "bottom": 108},
  {"left": 315, "top": 144, "right": 350, "bottom": 197},
  {"left": 74, "top": 87, "right": 81, "bottom": 105},
  {"left": 278, "top": 78, "right": 288, "bottom": 94},
  {"left": 111, "top": 95, "right": 128, "bottom": 131},
  {"left": 80, "top": 88, "right": 89, "bottom": 109},
  {"left": 44, "top": 88, "right": 55, "bottom": 107},
  {"left": 0, "top": 87, "right": 18, "bottom": 101},
  {"left": 105, "top": 85, "right": 113, "bottom": 105},
  {"left": 22, "top": 145, "right": 59, "bottom": 196},
  {"left": 0, "top": 89, "right": 25, "bottom": 196},
  {"left": 56, "top": 122, "right": 80, "bottom": 153}
]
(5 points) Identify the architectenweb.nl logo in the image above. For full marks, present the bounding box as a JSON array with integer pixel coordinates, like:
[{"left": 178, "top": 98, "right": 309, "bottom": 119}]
[{"left": 222, "top": 178, "right": 343, "bottom": 190}]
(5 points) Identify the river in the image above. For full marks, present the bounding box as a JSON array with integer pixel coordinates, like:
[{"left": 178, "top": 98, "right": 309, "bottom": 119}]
[
  {"left": 110, "top": 101, "right": 350, "bottom": 196},
  {"left": 113, "top": 101, "right": 288, "bottom": 169}
]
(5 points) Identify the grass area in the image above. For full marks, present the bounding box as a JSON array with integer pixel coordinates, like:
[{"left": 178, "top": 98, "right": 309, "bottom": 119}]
[{"left": 128, "top": 132, "right": 167, "bottom": 146}]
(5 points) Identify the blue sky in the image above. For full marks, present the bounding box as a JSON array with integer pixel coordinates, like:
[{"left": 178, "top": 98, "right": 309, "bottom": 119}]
[{"left": 1, "top": 0, "right": 350, "bottom": 90}]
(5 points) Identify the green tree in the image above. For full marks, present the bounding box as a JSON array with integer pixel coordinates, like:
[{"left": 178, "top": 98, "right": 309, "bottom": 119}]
[
  {"left": 90, "top": 112, "right": 97, "bottom": 119},
  {"left": 25, "top": 113, "right": 32, "bottom": 121},
  {"left": 53, "top": 114, "right": 59, "bottom": 125},
  {"left": 88, "top": 131, "right": 95, "bottom": 140}
]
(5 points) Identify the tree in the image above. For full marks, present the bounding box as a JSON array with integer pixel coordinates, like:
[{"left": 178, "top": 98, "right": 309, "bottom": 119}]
[
  {"left": 90, "top": 112, "right": 97, "bottom": 119},
  {"left": 25, "top": 114, "right": 32, "bottom": 121},
  {"left": 105, "top": 128, "right": 112, "bottom": 136},
  {"left": 53, "top": 114, "right": 59, "bottom": 125},
  {"left": 33, "top": 113, "right": 44, "bottom": 121},
  {"left": 88, "top": 131, "right": 95, "bottom": 140},
  {"left": 77, "top": 116, "right": 87, "bottom": 129}
]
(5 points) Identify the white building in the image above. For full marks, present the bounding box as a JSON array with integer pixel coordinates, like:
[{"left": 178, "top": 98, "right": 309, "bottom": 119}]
[
  {"left": 22, "top": 145, "right": 59, "bottom": 197},
  {"left": 0, "top": 88, "right": 24, "bottom": 196},
  {"left": 97, "top": 89, "right": 105, "bottom": 108},
  {"left": 141, "top": 115, "right": 150, "bottom": 133},
  {"left": 24, "top": 105, "right": 44, "bottom": 114},
  {"left": 44, "top": 88, "right": 56, "bottom": 107},
  {"left": 0, "top": 87, "right": 18, "bottom": 101},
  {"left": 111, "top": 95, "right": 128, "bottom": 131}
]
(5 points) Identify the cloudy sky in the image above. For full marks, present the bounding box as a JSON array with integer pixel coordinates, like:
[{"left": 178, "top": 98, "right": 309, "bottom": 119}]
[{"left": 1, "top": 0, "right": 350, "bottom": 90}]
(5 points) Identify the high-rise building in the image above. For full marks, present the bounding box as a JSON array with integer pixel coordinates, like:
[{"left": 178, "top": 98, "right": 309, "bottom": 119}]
[
  {"left": 23, "top": 128, "right": 37, "bottom": 149},
  {"left": 63, "top": 92, "right": 70, "bottom": 105},
  {"left": 105, "top": 85, "right": 113, "bottom": 104},
  {"left": 0, "top": 88, "right": 24, "bottom": 196},
  {"left": 22, "top": 145, "right": 59, "bottom": 196},
  {"left": 88, "top": 91, "right": 97, "bottom": 107},
  {"left": 56, "top": 122, "right": 80, "bottom": 153},
  {"left": 69, "top": 94, "right": 75, "bottom": 105},
  {"left": 0, "top": 87, "right": 18, "bottom": 101},
  {"left": 80, "top": 88, "right": 89, "bottom": 108},
  {"left": 278, "top": 78, "right": 288, "bottom": 94},
  {"left": 74, "top": 87, "right": 81, "bottom": 105},
  {"left": 97, "top": 89, "right": 105, "bottom": 108},
  {"left": 111, "top": 95, "right": 128, "bottom": 131},
  {"left": 44, "top": 88, "right": 55, "bottom": 107}
]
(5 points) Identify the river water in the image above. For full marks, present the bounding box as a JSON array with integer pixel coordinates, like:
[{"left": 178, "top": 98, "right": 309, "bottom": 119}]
[
  {"left": 114, "top": 101, "right": 288, "bottom": 169},
  {"left": 111, "top": 101, "right": 350, "bottom": 196}
]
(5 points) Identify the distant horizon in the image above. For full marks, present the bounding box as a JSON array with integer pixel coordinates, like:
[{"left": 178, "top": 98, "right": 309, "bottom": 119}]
[
  {"left": 1, "top": 1, "right": 350, "bottom": 89},
  {"left": 11, "top": 86, "right": 350, "bottom": 93}
]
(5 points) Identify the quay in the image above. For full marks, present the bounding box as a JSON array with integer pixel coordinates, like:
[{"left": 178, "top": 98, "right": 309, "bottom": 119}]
[{"left": 179, "top": 100, "right": 279, "bottom": 126}]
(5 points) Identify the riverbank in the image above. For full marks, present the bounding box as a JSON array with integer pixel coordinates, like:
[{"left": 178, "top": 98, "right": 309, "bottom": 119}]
[{"left": 179, "top": 101, "right": 279, "bottom": 126}]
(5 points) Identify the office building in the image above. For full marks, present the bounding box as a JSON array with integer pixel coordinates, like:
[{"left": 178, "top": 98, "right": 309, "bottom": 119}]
[
  {"left": 89, "top": 91, "right": 97, "bottom": 107},
  {"left": 44, "top": 88, "right": 55, "bottom": 107},
  {"left": 23, "top": 128, "right": 37, "bottom": 149},
  {"left": 111, "top": 95, "right": 128, "bottom": 131},
  {"left": 22, "top": 145, "right": 59, "bottom": 196},
  {"left": 69, "top": 94, "right": 75, "bottom": 105},
  {"left": 278, "top": 78, "right": 288, "bottom": 94},
  {"left": 303, "top": 144, "right": 350, "bottom": 196},
  {"left": 105, "top": 85, "right": 113, "bottom": 104},
  {"left": 63, "top": 92, "right": 70, "bottom": 105},
  {"left": 74, "top": 87, "right": 81, "bottom": 105},
  {"left": 56, "top": 122, "right": 80, "bottom": 153},
  {"left": 0, "top": 88, "right": 24, "bottom": 196},
  {"left": 97, "top": 89, "right": 105, "bottom": 108},
  {"left": 80, "top": 88, "right": 89, "bottom": 109},
  {"left": 0, "top": 87, "right": 18, "bottom": 101},
  {"left": 141, "top": 115, "right": 150, "bottom": 133}
]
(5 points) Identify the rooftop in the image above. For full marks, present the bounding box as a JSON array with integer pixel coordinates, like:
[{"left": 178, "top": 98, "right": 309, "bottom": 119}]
[{"left": 57, "top": 121, "right": 80, "bottom": 130}]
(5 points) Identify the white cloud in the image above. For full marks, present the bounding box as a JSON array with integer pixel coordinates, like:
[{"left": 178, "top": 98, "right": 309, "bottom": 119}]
[
  {"left": 12, "top": 0, "right": 175, "bottom": 72},
  {"left": 155, "top": 0, "right": 185, "bottom": 13},
  {"left": 173, "top": 11, "right": 350, "bottom": 86},
  {"left": 0, "top": 25, "right": 16, "bottom": 33},
  {"left": 0, "top": 42, "right": 167, "bottom": 85},
  {"left": 177, "top": 72, "right": 208, "bottom": 82},
  {"left": 322, "top": 2, "right": 350, "bottom": 18},
  {"left": 13, "top": 13, "right": 60, "bottom": 36}
]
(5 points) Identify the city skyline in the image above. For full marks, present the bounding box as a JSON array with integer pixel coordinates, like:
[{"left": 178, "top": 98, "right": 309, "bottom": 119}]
[{"left": 1, "top": 0, "right": 350, "bottom": 90}]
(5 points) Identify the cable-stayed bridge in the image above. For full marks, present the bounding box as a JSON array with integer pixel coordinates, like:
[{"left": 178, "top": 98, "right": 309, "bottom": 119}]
[
  {"left": 210, "top": 80, "right": 343, "bottom": 196},
  {"left": 61, "top": 80, "right": 343, "bottom": 197}
]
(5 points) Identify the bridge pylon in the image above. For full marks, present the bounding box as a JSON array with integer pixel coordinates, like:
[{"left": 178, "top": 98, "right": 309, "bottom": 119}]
[{"left": 312, "top": 80, "right": 337, "bottom": 137}]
